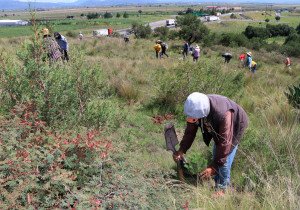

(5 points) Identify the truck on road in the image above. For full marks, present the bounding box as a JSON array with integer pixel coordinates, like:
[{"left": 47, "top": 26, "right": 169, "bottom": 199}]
[
  {"left": 206, "top": 16, "right": 220, "bottom": 22},
  {"left": 166, "top": 19, "right": 176, "bottom": 27},
  {"left": 93, "top": 28, "right": 113, "bottom": 37}
]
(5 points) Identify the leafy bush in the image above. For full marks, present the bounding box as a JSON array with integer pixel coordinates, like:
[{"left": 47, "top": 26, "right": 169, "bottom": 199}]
[
  {"left": 285, "top": 83, "right": 300, "bottom": 109},
  {"left": 151, "top": 61, "right": 245, "bottom": 114},
  {"left": 176, "top": 14, "right": 209, "bottom": 44},
  {"left": 0, "top": 33, "right": 111, "bottom": 127},
  {"left": 244, "top": 26, "right": 270, "bottom": 39},
  {"left": 296, "top": 23, "right": 300, "bottom": 34},
  {"left": 0, "top": 103, "right": 113, "bottom": 209},
  {"left": 247, "top": 37, "right": 267, "bottom": 51},
  {"left": 103, "top": 12, "right": 113, "bottom": 19},
  {"left": 184, "top": 153, "right": 208, "bottom": 175},
  {"left": 153, "top": 26, "right": 169, "bottom": 40},
  {"left": 281, "top": 34, "right": 300, "bottom": 56},
  {"left": 65, "top": 31, "right": 77, "bottom": 38},
  {"left": 123, "top": 12, "right": 129, "bottom": 18},
  {"left": 219, "top": 33, "right": 248, "bottom": 47},
  {"left": 230, "top": 13, "right": 237, "bottom": 19},
  {"left": 131, "top": 22, "right": 152, "bottom": 39},
  {"left": 266, "top": 24, "right": 294, "bottom": 37},
  {"left": 86, "top": 12, "right": 100, "bottom": 19}
]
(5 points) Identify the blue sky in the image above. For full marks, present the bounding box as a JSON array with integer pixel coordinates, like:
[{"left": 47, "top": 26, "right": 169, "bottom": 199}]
[{"left": 19, "top": 0, "right": 78, "bottom": 2}]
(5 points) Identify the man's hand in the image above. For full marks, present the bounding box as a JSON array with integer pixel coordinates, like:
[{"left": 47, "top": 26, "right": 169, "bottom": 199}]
[
  {"left": 173, "top": 150, "right": 184, "bottom": 163},
  {"left": 199, "top": 167, "right": 216, "bottom": 180}
]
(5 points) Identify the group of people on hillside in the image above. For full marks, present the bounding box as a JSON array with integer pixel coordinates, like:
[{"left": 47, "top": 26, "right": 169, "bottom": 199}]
[
  {"left": 239, "top": 52, "right": 257, "bottom": 77},
  {"left": 41, "top": 28, "right": 69, "bottom": 62},
  {"left": 155, "top": 40, "right": 201, "bottom": 62}
]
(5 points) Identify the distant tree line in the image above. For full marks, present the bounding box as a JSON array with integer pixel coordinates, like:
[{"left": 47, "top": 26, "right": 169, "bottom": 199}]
[{"left": 85, "top": 11, "right": 130, "bottom": 19}]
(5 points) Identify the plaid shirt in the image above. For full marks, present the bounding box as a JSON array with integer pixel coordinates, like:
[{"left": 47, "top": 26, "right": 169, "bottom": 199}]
[{"left": 43, "top": 36, "right": 62, "bottom": 61}]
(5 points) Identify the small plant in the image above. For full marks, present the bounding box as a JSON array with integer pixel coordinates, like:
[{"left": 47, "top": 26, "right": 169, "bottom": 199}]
[
  {"left": 65, "top": 31, "right": 77, "bottom": 38},
  {"left": 184, "top": 153, "right": 207, "bottom": 175},
  {"left": 285, "top": 83, "right": 300, "bottom": 109},
  {"left": 123, "top": 12, "right": 129, "bottom": 18},
  {"left": 103, "top": 11, "right": 113, "bottom": 19},
  {"left": 230, "top": 13, "right": 237, "bottom": 19}
]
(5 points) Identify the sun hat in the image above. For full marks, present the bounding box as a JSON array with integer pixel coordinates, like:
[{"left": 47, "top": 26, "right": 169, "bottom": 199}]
[
  {"left": 184, "top": 92, "right": 210, "bottom": 119},
  {"left": 41, "top": 28, "right": 49, "bottom": 36},
  {"left": 246, "top": 52, "right": 252, "bottom": 56}
]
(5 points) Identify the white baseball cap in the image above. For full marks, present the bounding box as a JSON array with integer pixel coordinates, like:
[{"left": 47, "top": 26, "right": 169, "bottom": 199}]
[{"left": 184, "top": 92, "right": 210, "bottom": 119}]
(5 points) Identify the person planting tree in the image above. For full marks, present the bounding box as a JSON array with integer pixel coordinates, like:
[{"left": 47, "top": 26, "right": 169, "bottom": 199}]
[{"left": 173, "top": 92, "right": 248, "bottom": 196}]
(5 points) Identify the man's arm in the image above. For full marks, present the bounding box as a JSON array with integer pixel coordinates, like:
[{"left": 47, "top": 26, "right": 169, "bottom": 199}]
[
  {"left": 178, "top": 122, "right": 198, "bottom": 153},
  {"left": 212, "top": 110, "right": 234, "bottom": 169}
]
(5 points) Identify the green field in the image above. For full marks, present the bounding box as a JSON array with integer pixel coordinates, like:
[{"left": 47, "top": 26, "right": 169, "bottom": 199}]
[{"left": 0, "top": 14, "right": 173, "bottom": 38}]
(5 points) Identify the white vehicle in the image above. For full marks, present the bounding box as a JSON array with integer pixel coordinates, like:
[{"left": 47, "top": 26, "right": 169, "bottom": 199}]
[
  {"left": 166, "top": 19, "right": 176, "bottom": 27},
  {"left": 206, "top": 16, "right": 220, "bottom": 22},
  {"left": 93, "top": 28, "right": 113, "bottom": 37}
]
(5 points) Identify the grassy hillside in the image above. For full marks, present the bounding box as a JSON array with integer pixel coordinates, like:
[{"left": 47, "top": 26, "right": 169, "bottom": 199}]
[{"left": 0, "top": 21, "right": 300, "bottom": 209}]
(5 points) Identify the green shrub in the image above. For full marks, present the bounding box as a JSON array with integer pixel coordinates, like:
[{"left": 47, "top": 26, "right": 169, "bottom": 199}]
[
  {"left": 151, "top": 60, "right": 245, "bottom": 114},
  {"left": 184, "top": 153, "right": 208, "bottom": 175},
  {"left": 86, "top": 12, "right": 100, "bottom": 19},
  {"left": 131, "top": 22, "right": 152, "bottom": 39},
  {"left": 266, "top": 24, "right": 294, "bottom": 37},
  {"left": 244, "top": 26, "right": 270, "bottom": 39},
  {"left": 153, "top": 26, "right": 169, "bottom": 40},
  {"left": 103, "top": 12, "right": 113, "bottom": 19},
  {"left": 285, "top": 83, "right": 300, "bottom": 109},
  {"left": 65, "top": 31, "right": 77, "bottom": 38},
  {"left": 0, "top": 35, "right": 111, "bottom": 127},
  {"left": 84, "top": 99, "right": 124, "bottom": 129}
]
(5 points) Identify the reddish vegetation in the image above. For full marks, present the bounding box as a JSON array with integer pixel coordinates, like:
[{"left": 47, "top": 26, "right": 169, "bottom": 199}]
[{"left": 152, "top": 114, "right": 174, "bottom": 124}]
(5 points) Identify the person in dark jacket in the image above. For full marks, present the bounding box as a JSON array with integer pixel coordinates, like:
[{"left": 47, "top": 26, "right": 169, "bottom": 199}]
[
  {"left": 182, "top": 41, "right": 189, "bottom": 59},
  {"left": 173, "top": 92, "right": 248, "bottom": 195},
  {"left": 159, "top": 41, "right": 169, "bottom": 58},
  {"left": 54, "top": 32, "right": 69, "bottom": 61}
]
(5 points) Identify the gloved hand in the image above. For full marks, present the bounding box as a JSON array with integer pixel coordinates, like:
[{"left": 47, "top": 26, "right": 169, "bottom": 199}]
[
  {"left": 172, "top": 150, "right": 184, "bottom": 163},
  {"left": 199, "top": 166, "right": 216, "bottom": 180}
]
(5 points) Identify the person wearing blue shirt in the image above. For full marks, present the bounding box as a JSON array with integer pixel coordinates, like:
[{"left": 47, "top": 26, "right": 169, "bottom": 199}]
[
  {"left": 246, "top": 52, "right": 252, "bottom": 69},
  {"left": 54, "top": 32, "right": 69, "bottom": 61}
]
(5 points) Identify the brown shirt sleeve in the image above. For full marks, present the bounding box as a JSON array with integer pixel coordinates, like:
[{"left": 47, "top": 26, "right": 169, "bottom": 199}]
[
  {"left": 213, "top": 110, "right": 234, "bottom": 168},
  {"left": 179, "top": 122, "right": 198, "bottom": 153}
]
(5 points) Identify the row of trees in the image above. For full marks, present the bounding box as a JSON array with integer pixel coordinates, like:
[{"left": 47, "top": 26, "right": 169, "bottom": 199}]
[
  {"left": 244, "top": 24, "right": 293, "bottom": 39},
  {"left": 86, "top": 11, "right": 129, "bottom": 19}
]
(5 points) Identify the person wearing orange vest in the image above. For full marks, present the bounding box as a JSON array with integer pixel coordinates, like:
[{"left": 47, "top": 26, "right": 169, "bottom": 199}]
[
  {"left": 285, "top": 57, "right": 291, "bottom": 70},
  {"left": 154, "top": 40, "right": 162, "bottom": 59}
]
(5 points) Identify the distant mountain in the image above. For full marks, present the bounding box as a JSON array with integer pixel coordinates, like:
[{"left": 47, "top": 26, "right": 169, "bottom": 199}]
[
  {"left": 1, "top": 0, "right": 300, "bottom": 11},
  {"left": 0, "top": 0, "right": 66, "bottom": 10}
]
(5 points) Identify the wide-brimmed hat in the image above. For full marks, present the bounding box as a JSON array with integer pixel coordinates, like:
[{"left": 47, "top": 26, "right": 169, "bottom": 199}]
[
  {"left": 246, "top": 52, "right": 252, "bottom": 56},
  {"left": 41, "top": 28, "right": 49, "bottom": 36}
]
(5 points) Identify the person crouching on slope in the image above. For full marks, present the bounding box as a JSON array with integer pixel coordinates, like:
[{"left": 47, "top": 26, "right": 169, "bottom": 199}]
[{"left": 173, "top": 92, "right": 248, "bottom": 196}]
